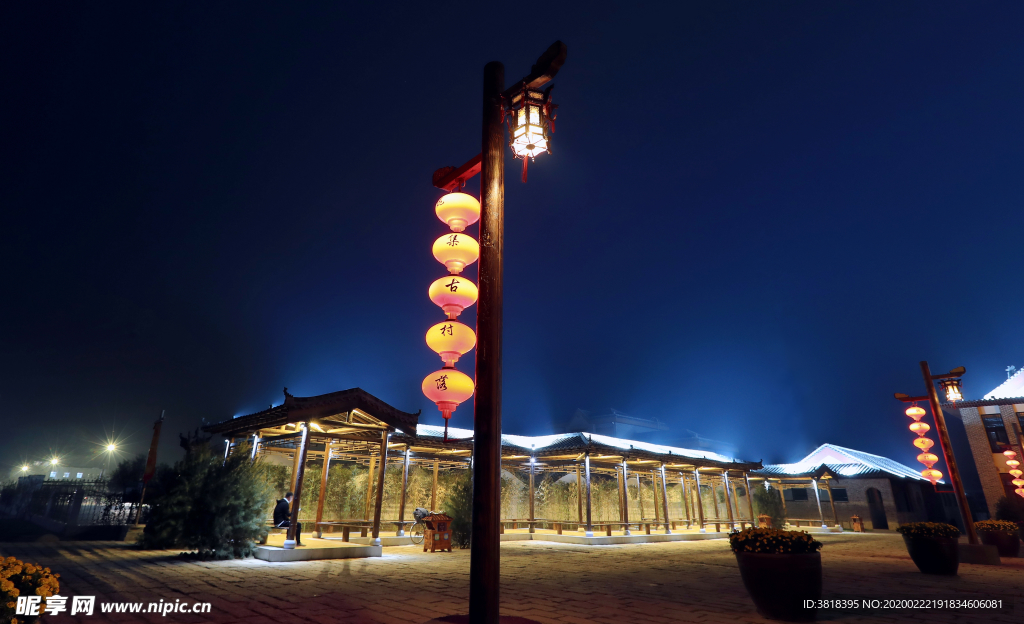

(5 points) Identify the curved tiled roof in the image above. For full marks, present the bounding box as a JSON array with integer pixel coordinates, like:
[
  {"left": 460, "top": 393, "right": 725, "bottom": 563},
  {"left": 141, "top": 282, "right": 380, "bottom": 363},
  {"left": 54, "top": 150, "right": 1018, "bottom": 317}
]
[{"left": 754, "top": 443, "right": 932, "bottom": 482}]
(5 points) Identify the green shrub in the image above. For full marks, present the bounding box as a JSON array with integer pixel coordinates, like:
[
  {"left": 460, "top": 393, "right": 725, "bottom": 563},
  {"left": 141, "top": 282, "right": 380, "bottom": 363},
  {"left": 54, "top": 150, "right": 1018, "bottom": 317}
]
[
  {"left": 140, "top": 440, "right": 273, "bottom": 559},
  {"left": 895, "top": 522, "right": 960, "bottom": 539},
  {"left": 442, "top": 468, "right": 472, "bottom": 548},
  {"left": 1, "top": 556, "right": 60, "bottom": 624},
  {"left": 752, "top": 484, "right": 786, "bottom": 529},
  {"left": 729, "top": 528, "right": 822, "bottom": 554},
  {"left": 993, "top": 495, "right": 1024, "bottom": 525}
]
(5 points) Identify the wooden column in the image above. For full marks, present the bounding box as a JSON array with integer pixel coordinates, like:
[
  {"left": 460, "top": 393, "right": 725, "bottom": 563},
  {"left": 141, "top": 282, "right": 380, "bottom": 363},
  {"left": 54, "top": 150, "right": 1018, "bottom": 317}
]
[
  {"left": 651, "top": 473, "right": 659, "bottom": 523},
  {"left": 659, "top": 467, "right": 672, "bottom": 534},
  {"left": 363, "top": 456, "right": 376, "bottom": 521},
  {"left": 286, "top": 423, "right": 310, "bottom": 545},
  {"left": 616, "top": 466, "right": 624, "bottom": 522},
  {"left": 636, "top": 473, "right": 645, "bottom": 521},
  {"left": 576, "top": 465, "right": 583, "bottom": 525},
  {"left": 744, "top": 473, "right": 756, "bottom": 525},
  {"left": 824, "top": 478, "right": 840, "bottom": 528},
  {"left": 528, "top": 459, "right": 536, "bottom": 533},
  {"left": 777, "top": 482, "right": 788, "bottom": 522},
  {"left": 431, "top": 460, "right": 439, "bottom": 510},
  {"left": 811, "top": 477, "right": 826, "bottom": 528},
  {"left": 722, "top": 471, "right": 736, "bottom": 531},
  {"left": 621, "top": 461, "right": 631, "bottom": 534},
  {"left": 584, "top": 453, "right": 593, "bottom": 537},
  {"left": 289, "top": 441, "right": 303, "bottom": 494},
  {"left": 371, "top": 431, "right": 389, "bottom": 545},
  {"left": 731, "top": 474, "right": 743, "bottom": 528},
  {"left": 250, "top": 433, "right": 260, "bottom": 461},
  {"left": 314, "top": 445, "right": 332, "bottom": 535},
  {"left": 693, "top": 469, "right": 706, "bottom": 532},
  {"left": 680, "top": 473, "right": 692, "bottom": 528},
  {"left": 397, "top": 446, "right": 410, "bottom": 536}
]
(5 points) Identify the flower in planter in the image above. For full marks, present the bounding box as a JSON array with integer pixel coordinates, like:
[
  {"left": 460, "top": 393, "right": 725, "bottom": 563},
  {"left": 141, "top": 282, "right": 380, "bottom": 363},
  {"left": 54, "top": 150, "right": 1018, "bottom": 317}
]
[
  {"left": 729, "top": 527, "right": 823, "bottom": 554},
  {"left": 895, "top": 522, "right": 960, "bottom": 539},
  {"left": 974, "top": 519, "right": 1020, "bottom": 534},
  {"left": 1, "top": 556, "right": 60, "bottom": 624}
]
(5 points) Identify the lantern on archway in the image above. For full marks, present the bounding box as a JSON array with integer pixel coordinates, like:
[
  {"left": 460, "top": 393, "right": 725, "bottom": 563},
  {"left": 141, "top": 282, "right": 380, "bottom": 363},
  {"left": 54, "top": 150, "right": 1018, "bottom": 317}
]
[{"left": 507, "top": 85, "right": 556, "bottom": 182}]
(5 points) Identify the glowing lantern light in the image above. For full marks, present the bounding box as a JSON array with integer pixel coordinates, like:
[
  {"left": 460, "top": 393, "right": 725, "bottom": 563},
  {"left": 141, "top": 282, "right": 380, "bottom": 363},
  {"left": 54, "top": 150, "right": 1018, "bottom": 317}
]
[
  {"left": 425, "top": 320, "right": 476, "bottom": 366},
  {"left": 1007, "top": 459, "right": 1021, "bottom": 468},
  {"left": 429, "top": 275, "right": 478, "bottom": 319},
  {"left": 913, "top": 437, "right": 935, "bottom": 452},
  {"left": 507, "top": 85, "right": 556, "bottom": 181},
  {"left": 917, "top": 452, "right": 939, "bottom": 468},
  {"left": 1010, "top": 469, "right": 1023, "bottom": 478},
  {"left": 905, "top": 405, "right": 926, "bottom": 421},
  {"left": 1013, "top": 479, "right": 1024, "bottom": 487},
  {"left": 1016, "top": 488, "right": 1024, "bottom": 498},
  {"left": 421, "top": 367, "right": 475, "bottom": 423},
  {"left": 938, "top": 378, "right": 963, "bottom": 403},
  {"left": 432, "top": 232, "right": 479, "bottom": 274},
  {"left": 921, "top": 468, "right": 943, "bottom": 484},
  {"left": 1003, "top": 450, "right": 1017, "bottom": 458},
  {"left": 435, "top": 193, "right": 480, "bottom": 232},
  {"left": 909, "top": 422, "right": 930, "bottom": 436}
]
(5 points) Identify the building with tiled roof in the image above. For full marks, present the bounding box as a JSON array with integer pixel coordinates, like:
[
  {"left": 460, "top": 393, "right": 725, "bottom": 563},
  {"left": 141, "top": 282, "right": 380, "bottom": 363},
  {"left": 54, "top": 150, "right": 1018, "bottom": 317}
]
[
  {"left": 944, "top": 368, "right": 1024, "bottom": 517},
  {"left": 753, "top": 444, "right": 960, "bottom": 532}
]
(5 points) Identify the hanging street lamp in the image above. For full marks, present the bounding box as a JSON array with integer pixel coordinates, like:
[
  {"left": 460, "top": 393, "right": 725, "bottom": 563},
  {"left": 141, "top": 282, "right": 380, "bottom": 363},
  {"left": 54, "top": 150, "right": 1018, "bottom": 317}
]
[
  {"left": 426, "top": 40, "right": 567, "bottom": 624},
  {"left": 894, "top": 363, "right": 977, "bottom": 545}
]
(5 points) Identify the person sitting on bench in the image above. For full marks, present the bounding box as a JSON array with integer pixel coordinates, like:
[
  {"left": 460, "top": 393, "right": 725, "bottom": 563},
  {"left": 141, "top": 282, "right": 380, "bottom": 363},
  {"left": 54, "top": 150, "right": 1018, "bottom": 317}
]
[{"left": 273, "top": 492, "right": 303, "bottom": 546}]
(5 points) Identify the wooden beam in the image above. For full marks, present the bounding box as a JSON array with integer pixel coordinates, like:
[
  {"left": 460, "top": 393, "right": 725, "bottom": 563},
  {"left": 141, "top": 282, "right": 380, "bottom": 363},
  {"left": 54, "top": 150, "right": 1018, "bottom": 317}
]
[
  {"left": 576, "top": 465, "right": 583, "bottom": 524},
  {"left": 314, "top": 445, "right": 332, "bottom": 532},
  {"left": 659, "top": 467, "right": 671, "bottom": 534},
  {"left": 680, "top": 472, "right": 692, "bottom": 528},
  {"left": 621, "top": 461, "right": 631, "bottom": 534},
  {"left": 693, "top": 469, "right": 706, "bottom": 532},
  {"left": 584, "top": 453, "right": 593, "bottom": 536},
  {"left": 363, "top": 456, "right": 376, "bottom": 521},
  {"left": 528, "top": 458, "right": 536, "bottom": 533},
  {"left": 722, "top": 471, "right": 736, "bottom": 531},
  {"left": 286, "top": 423, "right": 310, "bottom": 545},
  {"left": 824, "top": 477, "right": 839, "bottom": 528},
  {"left": 744, "top": 473, "right": 756, "bottom": 525},
  {"left": 398, "top": 446, "right": 410, "bottom": 536},
  {"left": 371, "top": 430, "right": 389, "bottom": 544}
]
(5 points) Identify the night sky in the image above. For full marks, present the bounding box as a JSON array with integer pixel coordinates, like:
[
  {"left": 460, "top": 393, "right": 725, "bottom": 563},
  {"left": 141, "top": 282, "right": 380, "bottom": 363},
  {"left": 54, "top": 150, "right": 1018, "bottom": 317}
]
[{"left": 2, "top": 3, "right": 1021, "bottom": 480}]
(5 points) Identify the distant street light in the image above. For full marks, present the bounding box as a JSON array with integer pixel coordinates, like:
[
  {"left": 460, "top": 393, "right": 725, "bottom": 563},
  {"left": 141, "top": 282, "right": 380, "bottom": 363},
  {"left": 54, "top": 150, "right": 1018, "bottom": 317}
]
[
  {"left": 106, "top": 443, "right": 117, "bottom": 452},
  {"left": 895, "top": 362, "right": 976, "bottom": 545},
  {"left": 21, "top": 465, "right": 28, "bottom": 472},
  {"left": 50, "top": 458, "right": 59, "bottom": 466}
]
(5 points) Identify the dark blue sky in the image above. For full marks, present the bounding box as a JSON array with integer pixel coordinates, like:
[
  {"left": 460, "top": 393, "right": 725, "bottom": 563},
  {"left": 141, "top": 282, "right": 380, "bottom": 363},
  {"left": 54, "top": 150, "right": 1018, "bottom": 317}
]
[{"left": 2, "top": 2, "right": 1021, "bottom": 475}]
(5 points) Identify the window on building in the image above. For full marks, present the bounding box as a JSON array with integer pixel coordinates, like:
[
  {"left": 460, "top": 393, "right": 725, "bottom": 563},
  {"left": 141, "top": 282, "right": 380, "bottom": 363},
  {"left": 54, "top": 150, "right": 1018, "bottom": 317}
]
[
  {"left": 76, "top": 472, "right": 83, "bottom": 479},
  {"left": 62, "top": 472, "right": 70, "bottom": 478},
  {"left": 817, "top": 488, "right": 830, "bottom": 502},
  {"left": 983, "top": 415, "right": 1011, "bottom": 452},
  {"left": 49, "top": 471, "right": 56, "bottom": 478},
  {"left": 830, "top": 488, "right": 849, "bottom": 502},
  {"left": 784, "top": 488, "right": 809, "bottom": 501}
]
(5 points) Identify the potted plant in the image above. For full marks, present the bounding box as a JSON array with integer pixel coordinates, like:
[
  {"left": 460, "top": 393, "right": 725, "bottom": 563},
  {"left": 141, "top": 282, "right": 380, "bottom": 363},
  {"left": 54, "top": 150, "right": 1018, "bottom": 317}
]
[
  {"left": 1, "top": 556, "right": 61, "bottom": 623},
  {"left": 975, "top": 520, "right": 1021, "bottom": 557},
  {"left": 730, "top": 527, "right": 823, "bottom": 622},
  {"left": 896, "top": 522, "right": 960, "bottom": 575}
]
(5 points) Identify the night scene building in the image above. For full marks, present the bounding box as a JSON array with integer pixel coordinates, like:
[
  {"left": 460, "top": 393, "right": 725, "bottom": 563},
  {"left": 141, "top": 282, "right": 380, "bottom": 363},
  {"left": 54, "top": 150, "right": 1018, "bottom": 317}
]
[{"left": 945, "top": 369, "right": 1024, "bottom": 517}]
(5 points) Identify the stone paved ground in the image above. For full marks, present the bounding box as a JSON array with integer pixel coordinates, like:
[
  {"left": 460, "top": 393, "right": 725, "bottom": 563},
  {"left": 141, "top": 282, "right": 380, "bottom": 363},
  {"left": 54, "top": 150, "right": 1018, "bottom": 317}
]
[{"left": 2, "top": 533, "right": 1022, "bottom": 624}]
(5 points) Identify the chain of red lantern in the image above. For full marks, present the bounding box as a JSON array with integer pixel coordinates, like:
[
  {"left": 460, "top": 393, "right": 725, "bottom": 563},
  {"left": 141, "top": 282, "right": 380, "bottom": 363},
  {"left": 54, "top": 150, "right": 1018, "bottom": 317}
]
[
  {"left": 1004, "top": 449, "right": 1024, "bottom": 498},
  {"left": 905, "top": 403, "right": 943, "bottom": 485}
]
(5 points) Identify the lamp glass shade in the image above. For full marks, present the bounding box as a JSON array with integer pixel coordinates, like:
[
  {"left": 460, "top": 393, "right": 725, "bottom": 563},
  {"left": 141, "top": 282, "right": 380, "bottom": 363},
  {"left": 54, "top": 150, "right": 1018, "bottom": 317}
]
[
  {"left": 938, "top": 378, "right": 963, "bottom": 402},
  {"left": 508, "top": 88, "right": 551, "bottom": 160},
  {"left": 905, "top": 405, "right": 926, "bottom": 420},
  {"left": 421, "top": 368, "right": 475, "bottom": 420},
  {"left": 913, "top": 437, "right": 934, "bottom": 451},
  {"left": 921, "top": 468, "right": 942, "bottom": 484},
  {"left": 435, "top": 193, "right": 480, "bottom": 232},
  {"left": 425, "top": 320, "right": 476, "bottom": 366},
  {"left": 429, "top": 275, "right": 478, "bottom": 319},
  {"left": 432, "top": 232, "right": 479, "bottom": 275},
  {"left": 909, "top": 422, "right": 930, "bottom": 436}
]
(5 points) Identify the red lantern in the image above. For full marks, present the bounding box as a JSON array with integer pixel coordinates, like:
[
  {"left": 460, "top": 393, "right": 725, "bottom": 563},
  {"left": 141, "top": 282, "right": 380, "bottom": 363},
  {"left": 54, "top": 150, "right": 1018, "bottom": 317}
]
[{"left": 905, "top": 405, "right": 926, "bottom": 421}]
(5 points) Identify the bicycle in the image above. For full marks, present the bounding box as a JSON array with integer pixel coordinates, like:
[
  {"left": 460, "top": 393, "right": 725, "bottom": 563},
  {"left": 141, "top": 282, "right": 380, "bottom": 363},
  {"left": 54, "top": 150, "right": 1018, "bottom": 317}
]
[{"left": 409, "top": 507, "right": 434, "bottom": 545}]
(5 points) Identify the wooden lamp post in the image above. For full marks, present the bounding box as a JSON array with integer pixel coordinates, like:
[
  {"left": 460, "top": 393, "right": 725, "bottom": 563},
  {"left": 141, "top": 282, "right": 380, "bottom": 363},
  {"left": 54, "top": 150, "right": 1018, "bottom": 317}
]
[
  {"left": 430, "top": 41, "right": 567, "bottom": 624},
  {"left": 894, "top": 362, "right": 978, "bottom": 545}
]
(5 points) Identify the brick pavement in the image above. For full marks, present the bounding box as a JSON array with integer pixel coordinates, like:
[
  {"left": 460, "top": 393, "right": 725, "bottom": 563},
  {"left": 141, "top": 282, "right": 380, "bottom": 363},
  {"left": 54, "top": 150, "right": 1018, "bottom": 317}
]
[{"left": 2, "top": 533, "right": 1021, "bottom": 624}]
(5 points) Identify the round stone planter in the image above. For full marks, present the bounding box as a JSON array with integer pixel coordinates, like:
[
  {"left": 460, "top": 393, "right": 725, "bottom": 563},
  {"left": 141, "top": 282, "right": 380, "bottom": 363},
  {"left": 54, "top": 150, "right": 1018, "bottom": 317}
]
[
  {"left": 734, "top": 551, "right": 822, "bottom": 622},
  {"left": 902, "top": 535, "right": 959, "bottom": 575},
  {"left": 979, "top": 531, "right": 1021, "bottom": 557}
]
